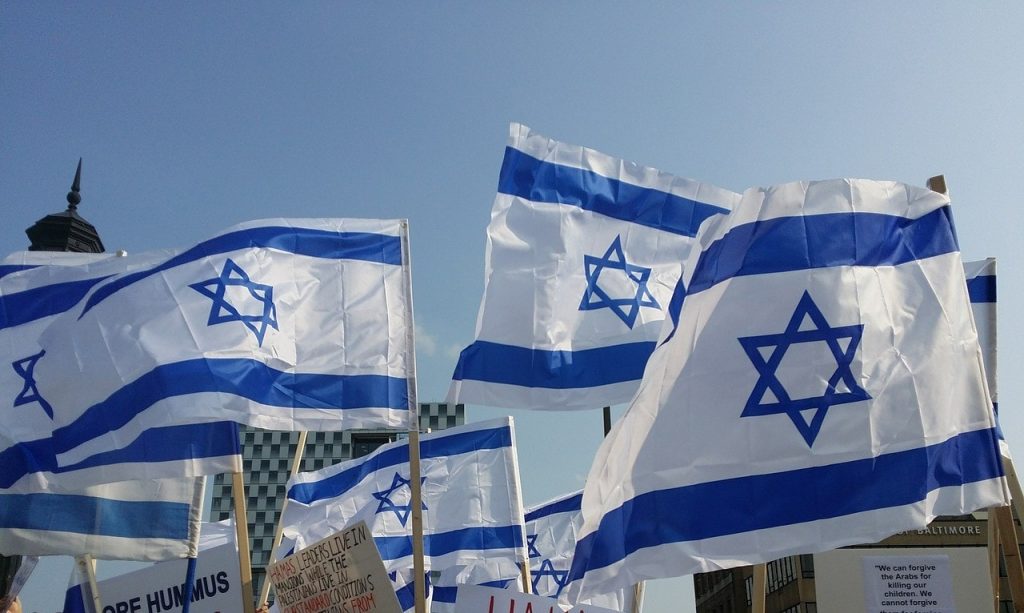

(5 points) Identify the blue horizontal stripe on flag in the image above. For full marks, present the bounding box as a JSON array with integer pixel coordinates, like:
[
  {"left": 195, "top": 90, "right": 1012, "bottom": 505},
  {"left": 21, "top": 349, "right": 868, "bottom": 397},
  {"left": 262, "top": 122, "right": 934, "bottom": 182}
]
[
  {"left": 451, "top": 340, "right": 656, "bottom": 389},
  {"left": 968, "top": 274, "right": 996, "bottom": 303},
  {"left": 0, "top": 422, "right": 239, "bottom": 488},
  {"left": 53, "top": 358, "right": 408, "bottom": 452},
  {"left": 81, "top": 227, "right": 402, "bottom": 315},
  {"left": 526, "top": 493, "right": 583, "bottom": 523},
  {"left": 0, "top": 493, "right": 191, "bottom": 539},
  {"left": 0, "top": 276, "right": 108, "bottom": 330},
  {"left": 432, "top": 579, "right": 512, "bottom": 604},
  {"left": 287, "top": 424, "right": 513, "bottom": 504},
  {"left": 58, "top": 422, "right": 241, "bottom": 473},
  {"left": 373, "top": 525, "right": 523, "bottom": 561},
  {"left": 0, "top": 264, "right": 39, "bottom": 280},
  {"left": 498, "top": 147, "right": 729, "bottom": 238},
  {"left": 688, "top": 207, "right": 959, "bottom": 296},
  {"left": 567, "top": 426, "right": 1003, "bottom": 582}
]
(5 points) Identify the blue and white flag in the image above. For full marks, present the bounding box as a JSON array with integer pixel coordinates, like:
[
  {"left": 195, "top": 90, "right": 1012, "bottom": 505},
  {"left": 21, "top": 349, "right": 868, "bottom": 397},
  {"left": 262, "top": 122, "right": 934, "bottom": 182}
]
[
  {"left": 565, "top": 179, "right": 1009, "bottom": 601},
  {"left": 278, "top": 418, "right": 526, "bottom": 574},
  {"left": 526, "top": 492, "right": 631, "bottom": 611},
  {"left": 36, "top": 219, "right": 414, "bottom": 485},
  {"left": 965, "top": 258, "right": 1006, "bottom": 458},
  {"left": 0, "top": 253, "right": 238, "bottom": 560},
  {"left": 448, "top": 123, "right": 739, "bottom": 410}
]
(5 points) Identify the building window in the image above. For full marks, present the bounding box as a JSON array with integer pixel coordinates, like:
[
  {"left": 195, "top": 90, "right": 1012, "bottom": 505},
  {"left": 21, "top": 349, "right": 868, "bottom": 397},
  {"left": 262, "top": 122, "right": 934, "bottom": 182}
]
[
  {"left": 744, "top": 575, "right": 752, "bottom": 606},
  {"left": 766, "top": 557, "right": 796, "bottom": 593},
  {"left": 351, "top": 433, "right": 393, "bottom": 458},
  {"left": 800, "top": 554, "right": 815, "bottom": 578}
]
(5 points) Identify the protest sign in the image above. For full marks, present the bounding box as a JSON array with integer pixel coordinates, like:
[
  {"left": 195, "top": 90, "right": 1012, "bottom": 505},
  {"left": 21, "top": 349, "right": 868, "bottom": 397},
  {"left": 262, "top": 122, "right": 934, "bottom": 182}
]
[
  {"left": 268, "top": 521, "right": 401, "bottom": 613},
  {"left": 861, "top": 555, "right": 955, "bottom": 613},
  {"left": 64, "top": 543, "right": 241, "bottom": 613}
]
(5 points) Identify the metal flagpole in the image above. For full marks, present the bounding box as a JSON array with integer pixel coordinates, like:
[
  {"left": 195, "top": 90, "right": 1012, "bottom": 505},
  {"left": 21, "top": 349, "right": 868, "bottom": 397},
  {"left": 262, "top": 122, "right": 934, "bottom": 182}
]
[
  {"left": 231, "top": 471, "right": 256, "bottom": 613},
  {"left": 400, "top": 221, "right": 428, "bottom": 613},
  {"left": 257, "top": 430, "right": 309, "bottom": 608}
]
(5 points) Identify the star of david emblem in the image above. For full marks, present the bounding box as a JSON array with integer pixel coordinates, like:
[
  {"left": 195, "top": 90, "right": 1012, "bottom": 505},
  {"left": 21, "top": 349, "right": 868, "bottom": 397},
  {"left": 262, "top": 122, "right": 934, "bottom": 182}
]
[
  {"left": 12, "top": 350, "right": 53, "bottom": 419},
  {"left": 527, "top": 533, "right": 541, "bottom": 558},
  {"left": 372, "top": 472, "right": 427, "bottom": 526},
  {"left": 190, "top": 258, "right": 278, "bottom": 346},
  {"left": 579, "top": 235, "right": 659, "bottom": 328},
  {"left": 532, "top": 558, "right": 570, "bottom": 596},
  {"left": 738, "top": 291, "right": 871, "bottom": 447}
]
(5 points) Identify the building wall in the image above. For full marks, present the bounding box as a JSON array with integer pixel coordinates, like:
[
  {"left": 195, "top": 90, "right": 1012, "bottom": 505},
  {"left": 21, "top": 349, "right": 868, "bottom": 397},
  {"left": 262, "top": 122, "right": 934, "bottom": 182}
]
[
  {"left": 694, "top": 514, "right": 1019, "bottom": 613},
  {"left": 209, "top": 402, "right": 465, "bottom": 599}
]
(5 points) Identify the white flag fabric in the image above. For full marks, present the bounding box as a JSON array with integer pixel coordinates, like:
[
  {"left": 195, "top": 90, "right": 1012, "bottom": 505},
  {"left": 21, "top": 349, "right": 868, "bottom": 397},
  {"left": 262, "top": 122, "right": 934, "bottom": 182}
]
[
  {"left": 525, "top": 492, "right": 630, "bottom": 611},
  {"left": 278, "top": 418, "right": 526, "bottom": 574},
  {"left": 35, "top": 218, "right": 414, "bottom": 485},
  {"left": 448, "top": 123, "right": 739, "bottom": 410},
  {"left": 965, "top": 258, "right": 1006, "bottom": 458},
  {"left": 566, "top": 179, "right": 1009, "bottom": 602},
  {"left": 0, "top": 253, "right": 235, "bottom": 560}
]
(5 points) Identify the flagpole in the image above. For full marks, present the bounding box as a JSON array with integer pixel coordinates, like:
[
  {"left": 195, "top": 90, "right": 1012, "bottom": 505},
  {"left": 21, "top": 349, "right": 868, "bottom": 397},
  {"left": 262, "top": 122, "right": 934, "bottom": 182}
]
[
  {"left": 257, "top": 430, "right": 309, "bottom": 608},
  {"left": 989, "top": 513, "right": 1001, "bottom": 612},
  {"left": 74, "top": 555, "right": 102, "bottom": 613},
  {"left": 751, "top": 564, "right": 767, "bottom": 613},
  {"left": 400, "top": 220, "right": 428, "bottom": 613},
  {"left": 231, "top": 471, "right": 256, "bottom": 613}
]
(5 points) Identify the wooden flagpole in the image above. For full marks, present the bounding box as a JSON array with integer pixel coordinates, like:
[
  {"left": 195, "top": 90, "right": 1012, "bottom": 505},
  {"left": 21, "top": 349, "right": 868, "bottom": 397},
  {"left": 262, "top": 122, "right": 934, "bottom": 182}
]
[
  {"left": 257, "top": 430, "right": 309, "bottom": 608},
  {"left": 989, "top": 513, "right": 1002, "bottom": 612},
  {"left": 399, "top": 220, "right": 429, "bottom": 613},
  {"left": 751, "top": 564, "right": 767, "bottom": 613},
  {"left": 74, "top": 555, "right": 102, "bottom": 613},
  {"left": 231, "top": 471, "right": 256, "bottom": 613}
]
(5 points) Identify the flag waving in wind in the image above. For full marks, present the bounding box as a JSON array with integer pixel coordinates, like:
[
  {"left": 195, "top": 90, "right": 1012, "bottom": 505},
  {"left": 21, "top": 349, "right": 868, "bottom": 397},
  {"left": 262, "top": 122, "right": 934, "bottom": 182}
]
[
  {"left": 0, "top": 253, "right": 236, "bottom": 560},
  {"left": 448, "top": 123, "right": 739, "bottom": 410},
  {"left": 36, "top": 218, "right": 413, "bottom": 486},
  {"left": 278, "top": 418, "right": 526, "bottom": 575},
  {"left": 565, "top": 179, "right": 1009, "bottom": 602}
]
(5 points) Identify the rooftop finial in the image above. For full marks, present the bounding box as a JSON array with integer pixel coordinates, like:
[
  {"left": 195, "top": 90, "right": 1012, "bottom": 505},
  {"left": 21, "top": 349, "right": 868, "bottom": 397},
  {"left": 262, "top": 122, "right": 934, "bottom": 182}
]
[{"left": 67, "top": 158, "right": 82, "bottom": 210}]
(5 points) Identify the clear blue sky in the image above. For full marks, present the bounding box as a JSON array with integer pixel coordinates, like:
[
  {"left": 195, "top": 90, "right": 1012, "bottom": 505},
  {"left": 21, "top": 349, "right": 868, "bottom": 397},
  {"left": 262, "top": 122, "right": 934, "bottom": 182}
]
[{"left": 3, "top": 4, "right": 1023, "bottom": 612}]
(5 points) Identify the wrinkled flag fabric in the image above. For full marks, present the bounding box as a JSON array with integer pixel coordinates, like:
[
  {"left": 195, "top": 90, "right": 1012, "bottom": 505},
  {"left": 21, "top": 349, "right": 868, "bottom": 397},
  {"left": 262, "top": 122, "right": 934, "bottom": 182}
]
[
  {"left": 965, "top": 258, "right": 1006, "bottom": 458},
  {"left": 448, "top": 123, "right": 739, "bottom": 410},
  {"left": 566, "top": 179, "right": 1009, "bottom": 602},
  {"left": 0, "top": 252, "right": 230, "bottom": 560},
  {"left": 525, "top": 491, "right": 631, "bottom": 611},
  {"left": 278, "top": 418, "right": 526, "bottom": 574},
  {"left": 36, "top": 219, "right": 414, "bottom": 485}
]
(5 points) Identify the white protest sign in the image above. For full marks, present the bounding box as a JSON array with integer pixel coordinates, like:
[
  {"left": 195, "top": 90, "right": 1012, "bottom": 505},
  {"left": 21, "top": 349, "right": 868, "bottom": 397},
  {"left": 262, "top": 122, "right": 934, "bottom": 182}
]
[
  {"left": 66, "top": 543, "right": 241, "bottom": 613},
  {"left": 4, "top": 555, "right": 38, "bottom": 603},
  {"left": 268, "top": 520, "right": 401, "bottom": 613},
  {"left": 861, "top": 555, "right": 955, "bottom": 613},
  {"left": 453, "top": 584, "right": 621, "bottom": 613}
]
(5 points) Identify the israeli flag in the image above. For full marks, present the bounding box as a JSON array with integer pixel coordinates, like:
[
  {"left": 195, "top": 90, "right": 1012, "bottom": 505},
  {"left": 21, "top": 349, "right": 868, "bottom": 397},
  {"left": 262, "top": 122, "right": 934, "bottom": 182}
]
[
  {"left": 36, "top": 219, "right": 414, "bottom": 484},
  {"left": 278, "top": 418, "right": 526, "bottom": 574},
  {"left": 525, "top": 492, "right": 631, "bottom": 611},
  {"left": 965, "top": 258, "right": 1006, "bottom": 458},
  {"left": 448, "top": 123, "right": 739, "bottom": 410},
  {"left": 565, "top": 179, "right": 1009, "bottom": 602},
  {"left": 0, "top": 253, "right": 236, "bottom": 560}
]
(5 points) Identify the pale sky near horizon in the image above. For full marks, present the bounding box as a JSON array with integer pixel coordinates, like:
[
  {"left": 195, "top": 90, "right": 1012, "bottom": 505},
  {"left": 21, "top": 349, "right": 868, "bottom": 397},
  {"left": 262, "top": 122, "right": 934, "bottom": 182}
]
[{"left": 3, "top": 4, "right": 1024, "bottom": 612}]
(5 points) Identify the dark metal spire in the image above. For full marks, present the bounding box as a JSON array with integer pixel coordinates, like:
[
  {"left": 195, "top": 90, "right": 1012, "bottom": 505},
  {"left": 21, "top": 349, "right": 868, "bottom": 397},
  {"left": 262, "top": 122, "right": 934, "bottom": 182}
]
[
  {"left": 25, "top": 158, "right": 105, "bottom": 253},
  {"left": 67, "top": 157, "right": 82, "bottom": 210}
]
